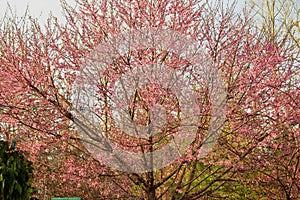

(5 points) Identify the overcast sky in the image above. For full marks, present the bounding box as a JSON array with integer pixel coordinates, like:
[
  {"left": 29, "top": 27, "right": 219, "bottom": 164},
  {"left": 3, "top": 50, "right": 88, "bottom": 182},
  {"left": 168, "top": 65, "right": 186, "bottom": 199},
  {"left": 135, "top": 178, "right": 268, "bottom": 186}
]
[
  {"left": 0, "top": 0, "right": 76, "bottom": 22},
  {"left": 0, "top": 0, "right": 248, "bottom": 24}
]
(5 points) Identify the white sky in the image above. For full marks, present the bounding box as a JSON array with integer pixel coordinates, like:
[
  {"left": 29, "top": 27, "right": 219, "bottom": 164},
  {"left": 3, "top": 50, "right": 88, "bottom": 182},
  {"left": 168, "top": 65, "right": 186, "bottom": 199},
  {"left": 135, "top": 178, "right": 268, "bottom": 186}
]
[
  {"left": 0, "top": 0, "right": 247, "bottom": 24},
  {"left": 0, "top": 0, "right": 76, "bottom": 23}
]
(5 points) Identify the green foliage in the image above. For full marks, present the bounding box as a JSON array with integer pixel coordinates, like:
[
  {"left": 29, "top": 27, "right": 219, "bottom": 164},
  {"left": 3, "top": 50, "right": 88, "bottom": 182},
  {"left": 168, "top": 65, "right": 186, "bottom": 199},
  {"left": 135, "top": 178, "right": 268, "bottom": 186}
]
[{"left": 0, "top": 141, "right": 35, "bottom": 200}]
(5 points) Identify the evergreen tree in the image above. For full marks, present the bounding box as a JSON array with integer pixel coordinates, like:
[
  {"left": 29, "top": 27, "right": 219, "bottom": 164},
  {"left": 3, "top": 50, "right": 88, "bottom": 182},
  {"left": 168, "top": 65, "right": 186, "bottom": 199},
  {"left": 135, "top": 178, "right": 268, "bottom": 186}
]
[{"left": 0, "top": 140, "right": 35, "bottom": 200}]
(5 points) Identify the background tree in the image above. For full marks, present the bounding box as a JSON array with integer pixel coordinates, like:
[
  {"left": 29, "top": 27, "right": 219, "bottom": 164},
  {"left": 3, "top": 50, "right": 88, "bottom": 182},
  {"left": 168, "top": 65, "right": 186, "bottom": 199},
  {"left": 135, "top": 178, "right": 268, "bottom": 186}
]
[{"left": 240, "top": 1, "right": 300, "bottom": 199}]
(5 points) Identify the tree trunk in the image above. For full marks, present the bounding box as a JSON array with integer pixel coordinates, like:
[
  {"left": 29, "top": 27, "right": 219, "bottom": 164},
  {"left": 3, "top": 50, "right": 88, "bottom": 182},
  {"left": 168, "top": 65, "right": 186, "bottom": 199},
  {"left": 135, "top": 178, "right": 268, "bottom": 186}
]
[{"left": 146, "top": 187, "right": 156, "bottom": 200}]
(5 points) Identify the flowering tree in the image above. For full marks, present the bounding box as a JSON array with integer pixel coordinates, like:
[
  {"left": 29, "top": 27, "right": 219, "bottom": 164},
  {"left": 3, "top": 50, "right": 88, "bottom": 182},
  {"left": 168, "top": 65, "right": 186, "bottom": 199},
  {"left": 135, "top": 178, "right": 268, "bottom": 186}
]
[
  {"left": 235, "top": 1, "right": 300, "bottom": 199},
  {"left": 0, "top": 11, "right": 131, "bottom": 200},
  {"left": 0, "top": 0, "right": 299, "bottom": 199}
]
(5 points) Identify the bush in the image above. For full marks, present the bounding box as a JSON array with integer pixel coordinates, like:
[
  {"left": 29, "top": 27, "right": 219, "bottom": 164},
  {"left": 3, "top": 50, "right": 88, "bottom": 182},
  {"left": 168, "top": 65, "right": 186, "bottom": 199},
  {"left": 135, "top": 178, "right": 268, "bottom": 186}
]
[{"left": 0, "top": 140, "right": 35, "bottom": 200}]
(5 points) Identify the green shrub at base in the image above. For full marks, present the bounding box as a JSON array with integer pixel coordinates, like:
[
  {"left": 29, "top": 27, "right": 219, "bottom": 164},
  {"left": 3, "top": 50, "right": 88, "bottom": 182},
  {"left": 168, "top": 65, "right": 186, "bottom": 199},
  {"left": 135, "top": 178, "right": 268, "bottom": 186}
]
[{"left": 0, "top": 140, "right": 35, "bottom": 200}]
